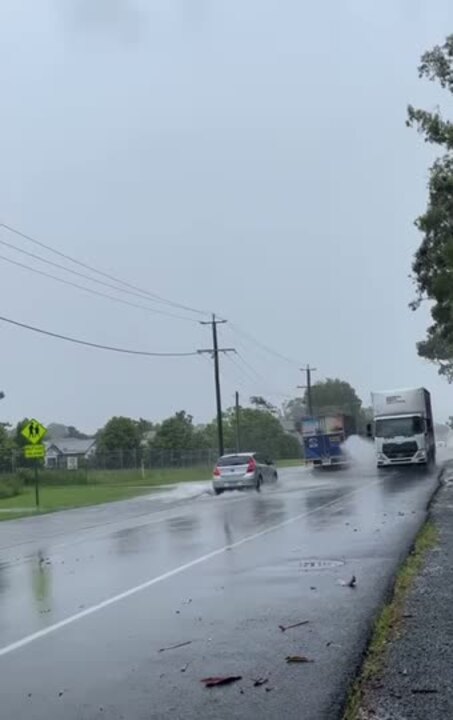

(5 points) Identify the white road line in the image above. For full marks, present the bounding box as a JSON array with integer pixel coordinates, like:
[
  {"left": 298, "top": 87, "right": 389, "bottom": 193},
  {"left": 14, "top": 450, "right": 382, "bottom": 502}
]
[{"left": 0, "top": 478, "right": 380, "bottom": 658}]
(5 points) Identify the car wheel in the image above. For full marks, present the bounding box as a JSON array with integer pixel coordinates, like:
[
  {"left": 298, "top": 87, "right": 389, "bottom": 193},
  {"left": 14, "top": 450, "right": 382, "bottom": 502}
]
[
  {"left": 214, "top": 488, "right": 223, "bottom": 496},
  {"left": 255, "top": 475, "right": 262, "bottom": 492}
]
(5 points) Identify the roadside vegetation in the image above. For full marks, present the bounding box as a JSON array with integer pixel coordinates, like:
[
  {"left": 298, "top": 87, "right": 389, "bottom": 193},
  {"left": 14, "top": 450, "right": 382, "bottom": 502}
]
[
  {"left": 0, "top": 379, "right": 368, "bottom": 519},
  {"left": 0, "top": 459, "right": 306, "bottom": 520},
  {"left": 343, "top": 521, "right": 438, "bottom": 720}
]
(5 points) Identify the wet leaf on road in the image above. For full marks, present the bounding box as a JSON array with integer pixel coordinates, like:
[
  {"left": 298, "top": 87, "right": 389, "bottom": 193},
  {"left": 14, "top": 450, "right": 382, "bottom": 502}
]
[
  {"left": 201, "top": 676, "right": 242, "bottom": 687},
  {"left": 285, "top": 655, "right": 314, "bottom": 664},
  {"left": 279, "top": 620, "right": 309, "bottom": 632},
  {"left": 253, "top": 678, "right": 269, "bottom": 687},
  {"left": 340, "top": 575, "right": 357, "bottom": 588}
]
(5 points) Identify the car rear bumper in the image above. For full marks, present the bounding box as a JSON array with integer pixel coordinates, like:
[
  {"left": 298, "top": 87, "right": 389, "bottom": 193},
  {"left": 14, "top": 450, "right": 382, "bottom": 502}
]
[{"left": 212, "top": 477, "right": 256, "bottom": 490}]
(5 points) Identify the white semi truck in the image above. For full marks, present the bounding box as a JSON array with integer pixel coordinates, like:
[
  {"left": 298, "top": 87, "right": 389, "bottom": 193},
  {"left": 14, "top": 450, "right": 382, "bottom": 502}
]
[{"left": 371, "top": 387, "right": 435, "bottom": 468}]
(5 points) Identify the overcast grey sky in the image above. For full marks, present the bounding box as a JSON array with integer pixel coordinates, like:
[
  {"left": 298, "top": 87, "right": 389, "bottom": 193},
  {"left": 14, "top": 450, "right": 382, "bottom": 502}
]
[{"left": 0, "top": 0, "right": 452, "bottom": 432}]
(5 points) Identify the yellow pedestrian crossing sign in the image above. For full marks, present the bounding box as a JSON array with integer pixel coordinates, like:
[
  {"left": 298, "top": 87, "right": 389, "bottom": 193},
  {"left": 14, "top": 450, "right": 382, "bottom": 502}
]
[{"left": 21, "top": 419, "right": 47, "bottom": 445}]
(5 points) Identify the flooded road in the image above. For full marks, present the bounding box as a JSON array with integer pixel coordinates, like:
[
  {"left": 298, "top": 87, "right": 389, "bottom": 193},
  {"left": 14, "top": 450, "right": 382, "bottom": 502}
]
[{"left": 0, "top": 457, "right": 440, "bottom": 719}]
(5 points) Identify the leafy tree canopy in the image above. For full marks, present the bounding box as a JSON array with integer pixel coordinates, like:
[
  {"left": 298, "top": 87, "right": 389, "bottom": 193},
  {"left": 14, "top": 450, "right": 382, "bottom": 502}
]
[
  {"left": 304, "top": 379, "right": 362, "bottom": 416},
  {"left": 151, "top": 411, "right": 196, "bottom": 451},
  {"left": 97, "top": 416, "right": 142, "bottom": 453},
  {"left": 407, "top": 35, "right": 453, "bottom": 378},
  {"left": 249, "top": 396, "right": 278, "bottom": 414}
]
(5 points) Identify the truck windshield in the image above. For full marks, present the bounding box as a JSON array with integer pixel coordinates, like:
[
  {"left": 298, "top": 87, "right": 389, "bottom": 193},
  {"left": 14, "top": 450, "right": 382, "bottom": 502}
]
[{"left": 375, "top": 416, "right": 424, "bottom": 438}]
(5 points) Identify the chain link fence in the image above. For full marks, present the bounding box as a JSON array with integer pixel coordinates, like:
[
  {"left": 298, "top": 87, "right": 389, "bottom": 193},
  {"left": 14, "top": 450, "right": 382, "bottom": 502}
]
[{"left": 0, "top": 447, "right": 235, "bottom": 477}]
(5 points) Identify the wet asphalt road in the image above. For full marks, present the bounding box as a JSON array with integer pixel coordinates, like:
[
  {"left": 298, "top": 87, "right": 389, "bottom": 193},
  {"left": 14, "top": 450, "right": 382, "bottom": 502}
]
[{"left": 0, "top": 457, "right": 440, "bottom": 719}]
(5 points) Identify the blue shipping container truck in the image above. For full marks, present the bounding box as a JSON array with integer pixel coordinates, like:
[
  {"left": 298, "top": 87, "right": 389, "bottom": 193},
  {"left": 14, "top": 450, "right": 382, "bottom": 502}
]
[{"left": 302, "top": 415, "right": 355, "bottom": 468}]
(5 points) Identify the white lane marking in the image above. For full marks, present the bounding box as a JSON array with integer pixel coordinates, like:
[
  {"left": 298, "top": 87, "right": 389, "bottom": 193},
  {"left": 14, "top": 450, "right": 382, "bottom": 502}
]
[{"left": 0, "top": 477, "right": 380, "bottom": 658}]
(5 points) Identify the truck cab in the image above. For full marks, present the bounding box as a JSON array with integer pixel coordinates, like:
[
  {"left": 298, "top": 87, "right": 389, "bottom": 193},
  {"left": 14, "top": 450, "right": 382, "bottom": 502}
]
[{"left": 371, "top": 388, "right": 435, "bottom": 468}]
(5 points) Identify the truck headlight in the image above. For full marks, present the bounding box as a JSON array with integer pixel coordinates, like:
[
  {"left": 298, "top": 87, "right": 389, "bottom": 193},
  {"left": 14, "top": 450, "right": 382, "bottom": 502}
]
[{"left": 414, "top": 450, "right": 426, "bottom": 460}]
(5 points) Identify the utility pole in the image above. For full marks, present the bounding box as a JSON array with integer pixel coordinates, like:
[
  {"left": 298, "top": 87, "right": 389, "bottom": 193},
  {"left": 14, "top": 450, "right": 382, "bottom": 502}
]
[
  {"left": 198, "top": 315, "right": 235, "bottom": 457},
  {"left": 235, "top": 391, "right": 240, "bottom": 453},
  {"left": 297, "top": 365, "right": 317, "bottom": 417}
]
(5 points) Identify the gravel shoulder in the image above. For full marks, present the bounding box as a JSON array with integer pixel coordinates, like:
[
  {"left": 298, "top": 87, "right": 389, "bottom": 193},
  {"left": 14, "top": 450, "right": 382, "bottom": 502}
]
[{"left": 357, "top": 469, "right": 453, "bottom": 719}]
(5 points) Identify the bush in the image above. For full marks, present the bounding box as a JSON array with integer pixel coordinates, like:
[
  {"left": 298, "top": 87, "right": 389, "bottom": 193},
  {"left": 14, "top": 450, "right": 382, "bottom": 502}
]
[
  {"left": 18, "top": 469, "right": 88, "bottom": 486},
  {"left": 0, "top": 474, "right": 23, "bottom": 499}
]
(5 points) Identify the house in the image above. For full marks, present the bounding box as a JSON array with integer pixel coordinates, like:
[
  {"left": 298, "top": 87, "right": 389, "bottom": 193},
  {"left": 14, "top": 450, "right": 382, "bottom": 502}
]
[{"left": 45, "top": 438, "right": 97, "bottom": 470}]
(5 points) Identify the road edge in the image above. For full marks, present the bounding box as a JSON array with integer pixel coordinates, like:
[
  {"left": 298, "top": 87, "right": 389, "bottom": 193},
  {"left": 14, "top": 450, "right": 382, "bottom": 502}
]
[{"left": 340, "top": 466, "right": 443, "bottom": 720}]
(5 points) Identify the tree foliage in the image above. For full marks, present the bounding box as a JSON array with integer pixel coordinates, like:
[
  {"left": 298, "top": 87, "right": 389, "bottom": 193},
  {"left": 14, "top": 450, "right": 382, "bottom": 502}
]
[
  {"left": 97, "top": 416, "right": 142, "bottom": 454},
  {"left": 150, "top": 411, "right": 197, "bottom": 451},
  {"left": 249, "top": 396, "right": 277, "bottom": 414},
  {"left": 304, "top": 379, "right": 362, "bottom": 416},
  {"left": 231, "top": 407, "right": 300, "bottom": 459},
  {"left": 407, "top": 35, "right": 453, "bottom": 378},
  {"left": 283, "top": 397, "right": 306, "bottom": 431}
]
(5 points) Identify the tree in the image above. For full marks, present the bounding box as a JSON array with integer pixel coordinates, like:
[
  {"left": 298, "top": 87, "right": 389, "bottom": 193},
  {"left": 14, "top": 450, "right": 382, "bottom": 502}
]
[
  {"left": 0, "top": 423, "right": 14, "bottom": 471},
  {"left": 249, "top": 396, "right": 278, "bottom": 415},
  {"left": 150, "top": 411, "right": 195, "bottom": 451},
  {"left": 407, "top": 35, "right": 453, "bottom": 378},
  {"left": 230, "top": 407, "right": 300, "bottom": 459},
  {"left": 97, "top": 417, "right": 142, "bottom": 453},
  {"left": 283, "top": 397, "right": 306, "bottom": 431},
  {"left": 304, "top": 379, "right": 362, "bottom": 417}
]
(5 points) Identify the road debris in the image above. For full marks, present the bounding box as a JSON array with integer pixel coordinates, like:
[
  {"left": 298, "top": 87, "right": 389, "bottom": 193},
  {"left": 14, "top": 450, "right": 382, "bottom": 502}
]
[
  {"left": 278, "top": 620, "right": 309, "bottom": 632},
  {"left": 158, "top": 641, "right": 192, "bottom": 653},
  {"left": 340, "top": 575, "right": 357, "bottom": 588},
  {"left": 201, "top": 676, "right": 242, "bottom": 687},
  {"left": 285, "top": 655, "right": 314, "bottom": 664},
  {"left": 411, "top": 688, "right": 438, "bottom": 694},
  {"left": 253, "top": 678, "right": 269, "bottom": 687},
  {"left": 180, "top": 664, "right": 189, "bottom": 673}
]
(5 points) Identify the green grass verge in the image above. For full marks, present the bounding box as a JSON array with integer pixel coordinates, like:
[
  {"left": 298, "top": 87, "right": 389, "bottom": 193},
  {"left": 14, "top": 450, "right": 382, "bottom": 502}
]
[
  {"left": 343, "top": 521, "right": 439, "bottom": 720},
  {"left": 276, "top": 459, "right": 305, "bottom": 468},
  {"left": 0, "top": 460, "right": 304, "bottom": 521},
  {"left": 0, "top": 484, "right": 154, "bottom": 519},
  {"left": 89, "top": 466, "right": 212, "bottom": 486}
]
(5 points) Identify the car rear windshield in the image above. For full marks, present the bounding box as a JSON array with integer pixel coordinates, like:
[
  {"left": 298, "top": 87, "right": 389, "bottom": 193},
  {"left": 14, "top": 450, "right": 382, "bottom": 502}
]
[{"left": 217, "top": 455, "right": 252, "bottom": 466}]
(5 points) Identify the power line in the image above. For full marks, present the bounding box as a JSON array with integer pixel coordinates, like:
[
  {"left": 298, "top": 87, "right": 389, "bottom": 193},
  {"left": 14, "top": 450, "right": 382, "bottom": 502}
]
[
  {"left": 227, "top": 353, "right": 292, "bottom": 400},
  {"left": 0, "top": 235, "right": 200, "bottom": 313},
  {"left": 0, "top": 253, "right": 199, "bottom": 323},
  {"left": 0, "top": 314, "right": 198, "bottom": 357},
  {"left": 0, "top": 221, "right": 210, "bottom": 317},
  {"left": 228, "top": 322, "right": 300, "bottom": 367}
]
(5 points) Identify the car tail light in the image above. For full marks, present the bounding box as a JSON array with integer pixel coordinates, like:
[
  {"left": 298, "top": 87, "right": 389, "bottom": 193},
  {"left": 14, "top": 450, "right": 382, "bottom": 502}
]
[
  {"left": 246, "top": 458, "right": 257, "bottom": 473},
  {"left": 213, "top": 466, "right": 221, "bottom": 477}
]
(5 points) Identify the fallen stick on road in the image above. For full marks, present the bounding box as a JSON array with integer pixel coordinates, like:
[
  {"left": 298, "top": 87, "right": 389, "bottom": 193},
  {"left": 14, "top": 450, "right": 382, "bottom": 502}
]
[
  {"left": 278, "top": 620, "right": 309, "bottom": 632},
  {"left": 286, "top": 655, "right": 314, "bottom": 664},
  {"left": 158, "top": 640, "right": 193, "bottom": 653},
  {"left": 201, "top": 676, "right": 242, "bottom": 687}
]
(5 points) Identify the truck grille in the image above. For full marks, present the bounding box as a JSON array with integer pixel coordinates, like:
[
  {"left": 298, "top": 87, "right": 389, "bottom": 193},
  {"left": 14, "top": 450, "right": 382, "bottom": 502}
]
[{"left": 382, "top": 441, "right": 418, "bottom": 459}]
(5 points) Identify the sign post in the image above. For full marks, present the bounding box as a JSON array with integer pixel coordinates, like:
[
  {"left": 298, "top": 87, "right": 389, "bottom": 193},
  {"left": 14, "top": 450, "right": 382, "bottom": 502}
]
[{"left": 21, "top": 419, "right": 47, "bottom": 510}]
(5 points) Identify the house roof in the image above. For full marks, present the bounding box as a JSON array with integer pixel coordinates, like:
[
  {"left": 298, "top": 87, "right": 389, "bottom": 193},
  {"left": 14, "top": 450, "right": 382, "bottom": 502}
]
[{"left": 47, "top": 438, "right": 96, "bottom": 455}]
